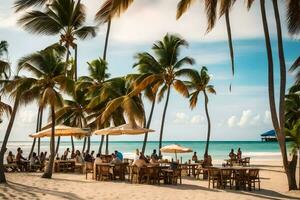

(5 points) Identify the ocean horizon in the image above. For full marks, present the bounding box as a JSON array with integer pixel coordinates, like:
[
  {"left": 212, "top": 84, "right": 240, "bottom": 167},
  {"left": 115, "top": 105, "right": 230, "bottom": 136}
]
[{"left": 2, "top": 140, "right": 286, "bottom": 163}]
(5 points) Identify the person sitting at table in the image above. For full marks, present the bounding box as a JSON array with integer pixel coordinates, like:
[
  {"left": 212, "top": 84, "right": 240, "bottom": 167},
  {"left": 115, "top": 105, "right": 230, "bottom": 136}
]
[
  {"left": 16, "top": 149, "right": 27, "bottom": 171},
  {"left": 151, "top": 149, "right": 158, "bottom": 160},
  {"left": 90, "top": 151, "right": 95, "bottom": 161},
  {"left": 140, "top": 152, "right": 149, "bottom": 163},
  {"left": 110, "top": 153, "right": 122, "bottom": 164},
  {"left": 229, "top": 149, "right": 236, "bottom": 160},
  {"left": 84, "top": 150, "right": 93, "bottom": 162},
  {"left": 115, "top": 150, "right": 123, "bottom": 161},
  {"left": 203, "top": 154, "right": 212, "bottom": 167},
  {"left": 237, "top": 148, "right": 242, "bottom": 160},
  {"left": 62, "top": 148, "right": 70, "bottom": 160},
  {"left": 192, "top": 152, "right": 198, "bottom": 163},
  {"left": 71, "top": 150, "right": 76, "bottom": 159},
  {"left": 7, "top": 151, "right": 15, "bottom": 164},
  {"left": 132, "top": 154, "right": 147, "bottom": 168},
  {"left": 134, "top": 149, "right": 140, "bottom": 161},
  {"left": 75, "top": 150, "right": 84, "bottom": 164},
  {"left": 30, "top": 152, "right": 40, "bottom": 170}
]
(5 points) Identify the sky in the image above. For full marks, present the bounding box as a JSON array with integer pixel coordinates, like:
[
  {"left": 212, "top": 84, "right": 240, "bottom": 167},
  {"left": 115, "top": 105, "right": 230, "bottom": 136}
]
[{"left": 0, "top": 0, "right": 299, "bottom": 142}]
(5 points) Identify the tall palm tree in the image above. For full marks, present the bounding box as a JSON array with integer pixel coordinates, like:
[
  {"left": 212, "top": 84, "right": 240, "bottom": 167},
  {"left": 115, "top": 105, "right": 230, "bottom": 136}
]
[
  {"left": 185, "top": 67, "right": 216, "bottom": 157},
  {"left": 17, "top": 48, "right": 72, "bottom": 179},
  {"left": 176, "top": 0, "right": 235, "bottom": 90},
  {"left": 95, "top": 0, "right": 134, "bottom": 60},
  {"left": 134, "top": 34, "right": 195, "bottom": 156},
  {"left": 246, "top": 0, "right": 298, "bottom": 190},
  {"left": 76, "top": 58, "right": 110, "bottom": 153},
  {"left": 0, "top": 76, "right": 34, "bottom": 183},
  {"left": 17, "top": 0, "right": 97, "bottom": 80}
]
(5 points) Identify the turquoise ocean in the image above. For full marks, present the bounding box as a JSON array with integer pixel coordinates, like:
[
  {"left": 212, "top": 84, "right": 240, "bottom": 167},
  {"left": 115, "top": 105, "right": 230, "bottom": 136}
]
[{"left": 3, "top": 141, "right": 285, "bottom": 163}]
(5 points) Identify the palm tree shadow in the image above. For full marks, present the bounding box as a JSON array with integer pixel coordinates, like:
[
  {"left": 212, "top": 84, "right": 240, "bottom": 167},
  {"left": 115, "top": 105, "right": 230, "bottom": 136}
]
[
  {"left": 228, "top": 189, "right": 300, "bottom": 200},
  {"left": 6, "top": 181, "right": 84, "bottom": 200}
]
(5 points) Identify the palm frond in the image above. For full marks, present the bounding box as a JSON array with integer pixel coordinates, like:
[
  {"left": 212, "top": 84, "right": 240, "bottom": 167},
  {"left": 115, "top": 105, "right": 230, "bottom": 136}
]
[
  {"left": 176, "top": 0, "right": 195, "bottom": 19},
  {"left": 286, "top": 0, "right": 300, "bottom": 35},
  {"left": 204, "top": 0, "right": 218, "bottom": 33},
  {"left": 173, "top": 79, "right": 189, "bottom": 97}
]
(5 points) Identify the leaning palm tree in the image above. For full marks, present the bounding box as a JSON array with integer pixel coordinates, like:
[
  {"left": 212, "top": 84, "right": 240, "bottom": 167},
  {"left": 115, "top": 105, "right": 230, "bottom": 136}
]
[
  {"left": 176, "top": 0, "right": 235, "bottom": 90},
  {"left": 17, "top": 48, "right": 73, "bottom": 179},
  {"left": 0, "top": 76, "right": 34, "bottom": 183},
  {"left": 95, "top": 0, "right": 134, "bottom": 60},
  {"left": 134, "top": 34, "right": 195, "bottom": 156},
  {"left": 185, "top": 67, "right": 216, "bottom": 157},
  {"left": 17, "top": 0, "right": 97, "bottom": 80}
]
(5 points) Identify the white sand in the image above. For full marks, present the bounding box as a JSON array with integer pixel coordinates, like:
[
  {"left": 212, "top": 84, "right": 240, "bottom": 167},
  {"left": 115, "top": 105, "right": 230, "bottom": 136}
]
[{"left": 0, "top": 160, "right": 299, "bottom": 200}]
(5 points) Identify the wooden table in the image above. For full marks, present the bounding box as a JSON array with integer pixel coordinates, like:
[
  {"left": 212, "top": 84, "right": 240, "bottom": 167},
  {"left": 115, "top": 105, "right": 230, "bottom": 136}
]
[
  {"left": 161, "top": 169, "right": 174, "bottom": 184},
  {"left": 54, "top": 160, "right": 75, "bottom": 172},
  {"left": 180, "top": 163, "right": 198, "bottom": 177}
]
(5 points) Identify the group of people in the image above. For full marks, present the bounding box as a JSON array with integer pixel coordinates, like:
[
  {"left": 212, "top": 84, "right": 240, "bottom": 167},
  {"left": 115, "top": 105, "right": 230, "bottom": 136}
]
[
  {"left": 229, "top": 148, "right": 242, "bottom": 160},
  {"left": 59, "top": 148, "right": 97, "bottom": 164},
  {"left": 191, "top": 152, "right": 213, "bottom": 167},
  {"left": 6, "top": 147, "right": 48, "bottom": 171}
]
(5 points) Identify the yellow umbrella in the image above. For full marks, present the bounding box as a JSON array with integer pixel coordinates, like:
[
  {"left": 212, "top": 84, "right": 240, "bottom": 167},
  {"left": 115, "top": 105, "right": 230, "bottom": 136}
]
[
  {"left": 160, "top": 144, "right": 193, "bottom": 160},
  {"left": 29, "top": 125, "right": 90, "bottom": 138},
  {"left": 93, "top": 123, "right": 155, "bottom": 135}
]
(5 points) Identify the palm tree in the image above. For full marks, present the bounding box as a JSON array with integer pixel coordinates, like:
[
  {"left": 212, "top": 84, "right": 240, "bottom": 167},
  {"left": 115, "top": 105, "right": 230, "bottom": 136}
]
[
  {"left": 185, "top": 67, "right": 216, "bottom": 158},
  {"left": 17, "top": 48, "right": 73, "bottom": 179},
  {"left": 176, "top": 0, "right": 235, "bottom": 90},
  {"left": 76, "top": 58, "right": 110, "bottom": 154},
  {"left": 134, "top": 34, "right": 195, "bottom": 156},
  {"left": 17, "top": 0, "right": 97, "bottom": 80},
  {"left": 55, "top": 88, "right": 89, "bottom": 154},
  {"left": 0, "top": 76, "right": 34, "bottom": 183},
  {"left": 95, "top": 0, "right": 134, "bottom": 60},
  {"left": 245, "top": 0, "right": 298, "bottom": 190}
]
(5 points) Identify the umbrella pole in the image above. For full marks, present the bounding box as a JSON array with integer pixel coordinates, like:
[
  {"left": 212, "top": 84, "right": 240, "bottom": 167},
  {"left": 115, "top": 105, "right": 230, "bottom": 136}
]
[{"left": 175, "top": 151, "right": 177, "bottom": 162}]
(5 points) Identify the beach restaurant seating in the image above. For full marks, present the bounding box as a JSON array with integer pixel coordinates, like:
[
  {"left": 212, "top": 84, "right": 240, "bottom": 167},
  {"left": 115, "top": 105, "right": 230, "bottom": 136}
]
[
  {"left": 96, "top": 164, "right": 113, "bottom": 181},
  {"left": 247, "top": 169, "right": 260, "bottom": 190},
  {"left": 220, "top": 169, "right": 233, "bottom": 189},
  {"left": 208, "top": 168, "right": 221, "bottom": 189},
  {"left": 85, "top": 162, "right": 94, "bottom": 179}
]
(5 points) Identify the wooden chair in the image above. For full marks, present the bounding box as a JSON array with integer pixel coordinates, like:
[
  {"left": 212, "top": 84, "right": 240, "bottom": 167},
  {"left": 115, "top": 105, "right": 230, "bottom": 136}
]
[
  {"left": 130, "top": 165, "right": 140, "bottom": 183},
  {"left": 113, "top": 163, "right": 126, "bottom": 181},
  {"left": 208, "top": 168, "right": 221, "bottom": 189},
  {"left": 97, "top": 165, "right": 113, "bottom": 181},
  {"left": 195, "top": 164, "right": 205, "bottom": 179},
  {"left": 85, "top": 162, "right": 94, "bottom": 179},
  {"left": 247, "top": 169, "right": 260, "bottom": 190},
  {"left": 234, "top": 169, "right": 247, "bottom": 190},
  {"left": 148, "top": 166, "right": 161, "bottom": 185},
  {"left": 220, "top": 169, "right": 233, "bottom": 189},
  {"left": 171, "top": 168, "right": 182, "bottom": 185},
  {"left": 243, "top": 157, "right": 251, "bottom": 166}
]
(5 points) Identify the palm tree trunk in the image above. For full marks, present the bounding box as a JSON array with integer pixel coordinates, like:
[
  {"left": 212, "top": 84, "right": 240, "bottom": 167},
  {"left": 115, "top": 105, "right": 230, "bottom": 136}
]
[
  {"left": 37, "top": 108, "right": 44, "bottom": 156},
  {"left": 142, "top": 98, "right": 156, "bottom": 154},
  {"left": 103, "top": 19, "right": 111, "bottom": 60},
  {"left": 260, "top": 0, "right": 297, "bottom": 190},
  {"left": 105, "top": 135, "right": 109, "bottom": 155},
  {"left": 70, "top": 136, "right": 74, "bottom": 153},
  {"left": 98, "top": 135, "right": 104, "bottom": 154},
  {"left": 42, "top": 105, "right": 56, "bottom": 179},
  {"left": 203, "top": 90, "right": 211, "bottom": 157},
  {"left": 0, "top": 95, "right": 19, "bottom": 183},
  {"left": 87, "top": 136, "right": 91, "bottom": 153},
  {"left": 74, "top": 44, "right": 78, "bottom": 81},
  {"left": 225, "top": 10, "right": 235, "bottom": 91},
  {"left": 158, "top": 86, "right": 171, "bottom": 157},
  {"left": 55, "top": 136, "right": 61, "bottom": 155},
  {"left": 29, "top": 106, "right": 42, "bottom": 159},
  {"left": 272, "top": 0, "right": 297, "bottom": 190},
  {"left": 82, "top": 137, "right": 87, "bottom": 153}
]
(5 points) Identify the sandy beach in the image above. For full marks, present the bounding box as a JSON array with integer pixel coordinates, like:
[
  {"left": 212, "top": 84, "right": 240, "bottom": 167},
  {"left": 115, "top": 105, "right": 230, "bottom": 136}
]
[{"left": 1, "top": 160, "right": 299, "bottom": 200}]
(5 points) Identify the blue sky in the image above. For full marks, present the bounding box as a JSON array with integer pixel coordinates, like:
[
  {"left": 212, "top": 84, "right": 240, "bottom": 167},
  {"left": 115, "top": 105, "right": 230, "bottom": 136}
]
[{"left": 0, "top": 0, "right": 299, "bottom": 142}]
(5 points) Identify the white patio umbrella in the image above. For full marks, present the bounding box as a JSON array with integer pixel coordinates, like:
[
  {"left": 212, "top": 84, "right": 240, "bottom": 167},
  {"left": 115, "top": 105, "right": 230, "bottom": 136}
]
[
  {"left": 29, "top": 125, "right": 90, "bottom": 138},
  {"left": 160, "top": 144, "right": 193, "bottom": 160}
]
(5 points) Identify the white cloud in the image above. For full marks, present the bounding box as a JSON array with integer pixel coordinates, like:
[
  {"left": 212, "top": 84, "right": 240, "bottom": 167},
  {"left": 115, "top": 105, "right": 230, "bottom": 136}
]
[
  {"left": 190, "top": 115, "right": 205, "bottom": 124},
  {"left": 227, "top": 116, "right": 237, "bottom": 128},
  {"left": 237, "top": 110, "right": 252, "bottom": 127},
  {"left": 174, "top": 112, "right": 189, "bottom": 124},
  {"left": 264, "top": 110, "right": 271, "bottom": 124}
]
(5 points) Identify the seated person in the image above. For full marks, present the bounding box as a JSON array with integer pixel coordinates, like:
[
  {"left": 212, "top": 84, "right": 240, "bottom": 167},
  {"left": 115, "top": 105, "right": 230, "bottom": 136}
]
[
  {"left": 139, "top": 152, "right": 149, "bottom": 163},
  {"left": 229, "top": 149, "right": 236, "bottom": 160},
  {"left": 150, "top": 149, "right": 159, "bottom": 160},
  {"left": 132, "top": 154, "right": 147, "bottom": 168},
  {"left": 84, "top": 150, "right": 93, "bottom": 162},
  {"left": 237, "top": 148, "right": 242, "bottom": 160},
  {"left": 16, "top": 149, "right": 27, "bottom": 171},
  {"left": 110, "top": 154, "right": 122, "bottom": 164},
  {"left": 203, "top": 154, "right": 212, "bottom": 167},
  {"left": 75, "top": 150, "right": 84, "bottom": 164},
  {"left": 70, "top": 151, "right": 76, "bottom": 159},
  {"left": 62, "top": 148, "right": 70, "bottom": 160},
  {"left": 30, "top": 152, "right": 40, "bottom": 167},
  {"left": 192, "top": 152, "right": 198, "bottom": 163},
  {"left": 114, "top": 150, "right": 123, "bottom": 161},
  {"left": 6, "top": 151, "right": 15, "bottom": 164},
  {"left": 90, "top": 151, "right": 95, "bottom": 161}
]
